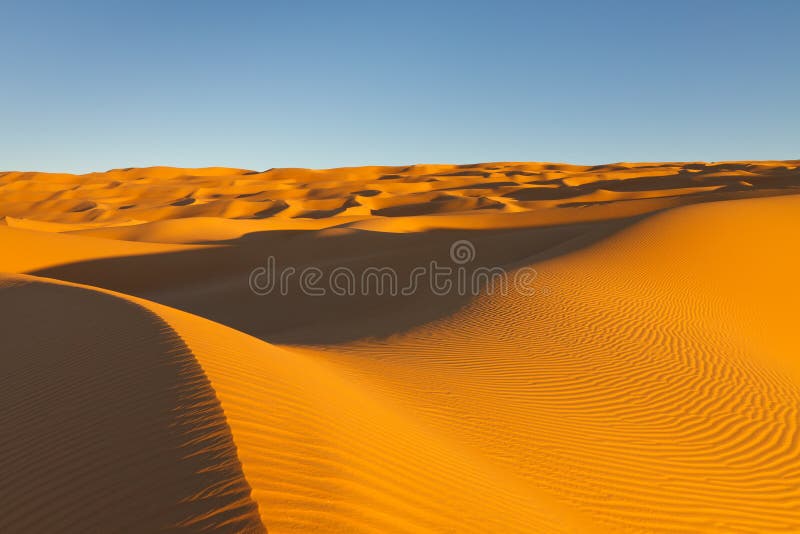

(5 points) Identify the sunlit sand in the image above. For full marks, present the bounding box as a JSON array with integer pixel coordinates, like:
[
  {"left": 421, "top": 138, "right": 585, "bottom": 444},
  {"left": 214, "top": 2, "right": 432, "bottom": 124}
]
[{"left": 2, "top": 160, "right": 800, "bottom": 532}]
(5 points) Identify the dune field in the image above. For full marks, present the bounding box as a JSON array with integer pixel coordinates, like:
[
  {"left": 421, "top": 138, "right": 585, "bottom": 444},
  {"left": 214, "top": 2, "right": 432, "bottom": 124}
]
[{"left": 2, "top": 160, "right": 800, "bottom": 533}]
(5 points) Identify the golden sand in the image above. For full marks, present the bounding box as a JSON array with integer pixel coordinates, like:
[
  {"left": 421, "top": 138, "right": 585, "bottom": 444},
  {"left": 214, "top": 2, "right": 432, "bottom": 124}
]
[{"left": 1, "top": 160, "right": 799, "bottom": 532}]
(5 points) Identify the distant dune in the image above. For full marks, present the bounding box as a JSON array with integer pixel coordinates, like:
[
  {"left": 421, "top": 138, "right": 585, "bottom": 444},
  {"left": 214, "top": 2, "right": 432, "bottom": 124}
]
[{"left": 1, "top": 161, "right": 799, "bottom": 532}]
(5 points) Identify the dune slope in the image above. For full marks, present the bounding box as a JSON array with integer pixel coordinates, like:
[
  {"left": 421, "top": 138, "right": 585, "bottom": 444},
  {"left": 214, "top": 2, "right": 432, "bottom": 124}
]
[
  {"left": 153, "top": 298, "right": 587, "bottom": 533},
  {"left": 325, "top": 194, "right": 800, "bottom": 532}
]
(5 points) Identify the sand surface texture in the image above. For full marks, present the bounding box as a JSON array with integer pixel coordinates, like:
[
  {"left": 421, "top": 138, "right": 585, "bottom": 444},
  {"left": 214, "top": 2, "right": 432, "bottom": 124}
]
[{"left": 1, "top": 160, "right": 799, "bottom": 532}]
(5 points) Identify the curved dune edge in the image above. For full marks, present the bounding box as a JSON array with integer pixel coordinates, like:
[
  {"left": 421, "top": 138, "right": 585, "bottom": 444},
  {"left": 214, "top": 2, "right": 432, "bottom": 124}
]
[
  {"left": 0, "top": 274, "right": 265, "bottom": 533},
  {"left": 323, "top": 194, "right": 800, "bottom": 532},
  {"left": 44, "top": 275, "right": 591, "bottom": 531}
]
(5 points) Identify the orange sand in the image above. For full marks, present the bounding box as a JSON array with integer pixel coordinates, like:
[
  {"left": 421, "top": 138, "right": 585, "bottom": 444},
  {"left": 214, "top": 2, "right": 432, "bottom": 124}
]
[{"left": 1, "top": 160, "right": 800, "bottom": 532}]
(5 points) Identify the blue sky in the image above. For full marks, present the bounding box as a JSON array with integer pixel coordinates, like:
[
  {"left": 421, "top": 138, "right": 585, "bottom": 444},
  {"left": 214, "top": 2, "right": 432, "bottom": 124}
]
[{"left": 2, "top": 0, "right": 798, "bottom": 173}]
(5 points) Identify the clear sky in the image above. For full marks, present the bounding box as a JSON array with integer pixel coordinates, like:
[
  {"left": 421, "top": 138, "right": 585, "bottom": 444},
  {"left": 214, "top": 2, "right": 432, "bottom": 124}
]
[{"left": 2, "top": 0, "right": 798, "bottom": 173}]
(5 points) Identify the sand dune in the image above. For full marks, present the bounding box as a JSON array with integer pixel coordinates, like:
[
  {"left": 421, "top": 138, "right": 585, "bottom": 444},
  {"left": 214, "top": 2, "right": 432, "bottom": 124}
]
[
  {"left": 1, "top": 161, "right": 800, "bottom": 532},
  {"left": 3, "top": 160, "right": 797, "bottom": 241}
]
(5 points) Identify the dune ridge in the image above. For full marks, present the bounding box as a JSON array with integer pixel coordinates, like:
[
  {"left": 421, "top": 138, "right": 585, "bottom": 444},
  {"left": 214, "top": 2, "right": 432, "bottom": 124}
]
[{"left": 1, "top": 161, "right": 800, "bottom": 532}]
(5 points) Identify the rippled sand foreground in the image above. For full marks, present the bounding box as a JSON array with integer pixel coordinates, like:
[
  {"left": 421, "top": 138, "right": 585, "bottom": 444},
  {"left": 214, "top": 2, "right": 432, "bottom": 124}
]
[{"left": 2, "top": 160, "right": 800, "bottom": 532}]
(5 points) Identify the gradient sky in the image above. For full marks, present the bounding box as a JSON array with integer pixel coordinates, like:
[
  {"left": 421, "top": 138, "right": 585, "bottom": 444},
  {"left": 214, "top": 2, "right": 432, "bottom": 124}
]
[{"left": 2, "top": 0, "right": 798, "bottom": 173}]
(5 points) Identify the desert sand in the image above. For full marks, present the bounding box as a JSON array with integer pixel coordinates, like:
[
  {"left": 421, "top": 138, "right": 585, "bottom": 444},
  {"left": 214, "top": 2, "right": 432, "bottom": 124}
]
[{"left": 1, "top": 160, "right": 800, "bottom": 532}]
